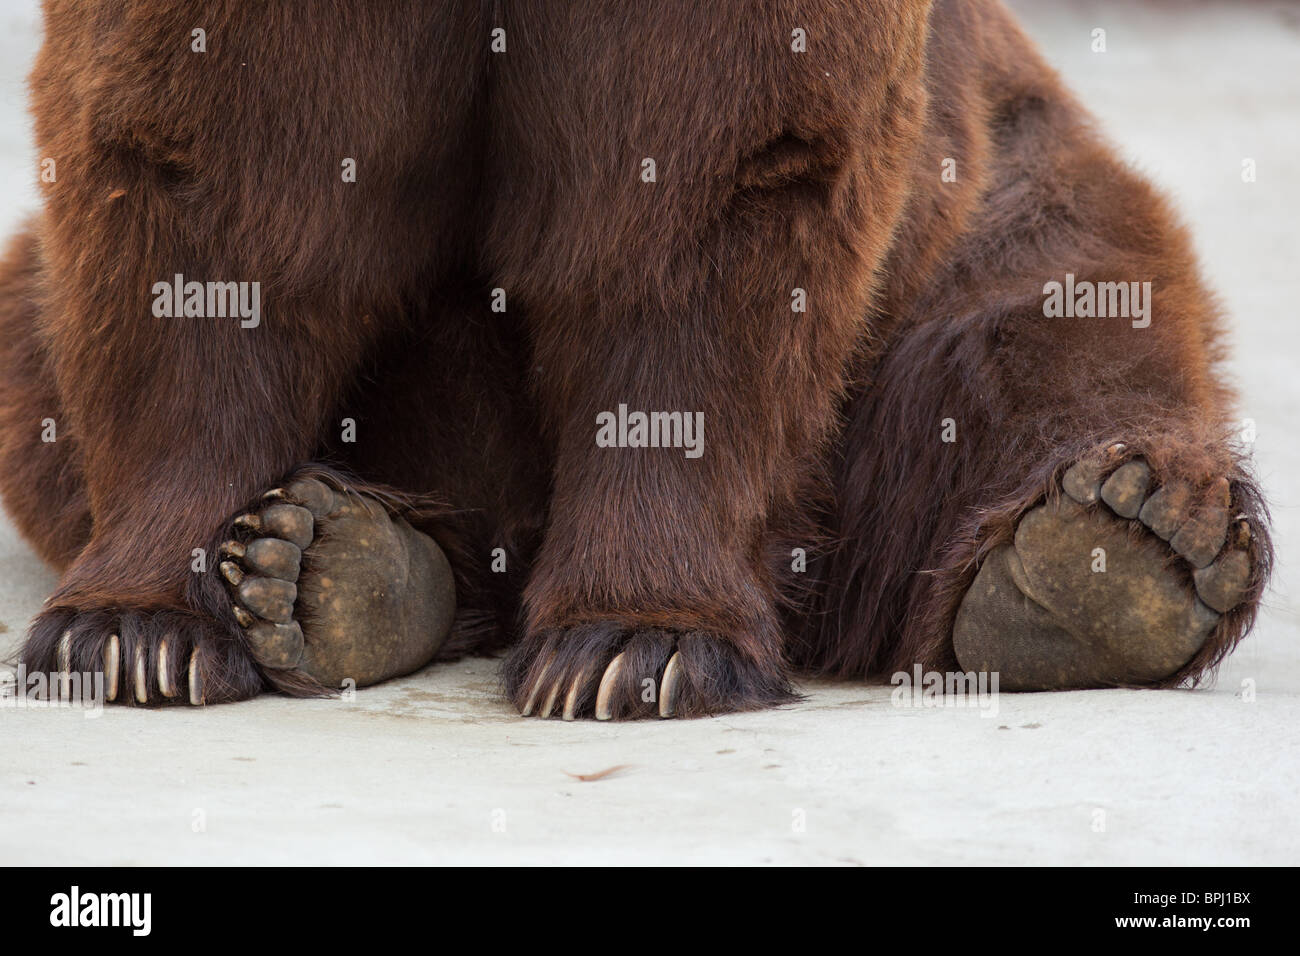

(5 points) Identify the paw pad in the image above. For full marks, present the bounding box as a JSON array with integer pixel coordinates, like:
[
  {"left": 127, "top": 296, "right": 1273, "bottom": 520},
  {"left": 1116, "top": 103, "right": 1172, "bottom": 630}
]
[{"left": 956, "top": 445, "right": 1258, "bottom": 689}]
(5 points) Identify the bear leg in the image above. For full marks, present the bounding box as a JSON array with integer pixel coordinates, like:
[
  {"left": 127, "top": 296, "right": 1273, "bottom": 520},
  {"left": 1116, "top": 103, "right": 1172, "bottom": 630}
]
[
  {"left": 486, "top": 1, "right": 934, "bottom": 719},
  {"left": 0, "top": 225, "right": 91, "bottom": 569}
]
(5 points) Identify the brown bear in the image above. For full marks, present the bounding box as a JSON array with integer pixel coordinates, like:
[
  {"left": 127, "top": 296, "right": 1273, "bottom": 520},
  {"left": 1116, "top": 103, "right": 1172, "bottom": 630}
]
[{"left": 0, "top": 0, "right": 1271, "bottom": 718}]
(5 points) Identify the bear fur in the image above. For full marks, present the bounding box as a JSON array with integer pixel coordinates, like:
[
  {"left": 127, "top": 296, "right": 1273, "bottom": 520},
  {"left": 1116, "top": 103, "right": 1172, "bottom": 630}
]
[{"left": 0, "top": 0, "right": 1271, "bottom": 714}]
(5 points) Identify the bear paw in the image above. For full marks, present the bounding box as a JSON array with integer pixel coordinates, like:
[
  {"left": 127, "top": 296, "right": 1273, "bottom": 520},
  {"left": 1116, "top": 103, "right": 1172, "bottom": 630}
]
[
  {"left": 505, "top": 622, "right": 796, "bottom": 721},
  {"left": 19, "top": 606, "right": 262, "bottom": 707},
  {"left": 953, "top": 442, "right": 1257, "bottom": 690},
  {"left": 219, "top": 476, "right": 456, "bottom": 696}
]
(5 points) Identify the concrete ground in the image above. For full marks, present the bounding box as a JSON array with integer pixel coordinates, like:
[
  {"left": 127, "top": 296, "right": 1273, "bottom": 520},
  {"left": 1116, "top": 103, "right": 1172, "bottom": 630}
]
[{"left": 1, "top": 0, "right": 1297, "bottom": 865}]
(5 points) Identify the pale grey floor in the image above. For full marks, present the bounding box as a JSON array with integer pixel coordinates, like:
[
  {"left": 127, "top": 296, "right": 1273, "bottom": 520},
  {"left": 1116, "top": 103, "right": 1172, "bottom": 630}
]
[{"left": 1, "top": 1, "right": 1296, "bottom": 865}]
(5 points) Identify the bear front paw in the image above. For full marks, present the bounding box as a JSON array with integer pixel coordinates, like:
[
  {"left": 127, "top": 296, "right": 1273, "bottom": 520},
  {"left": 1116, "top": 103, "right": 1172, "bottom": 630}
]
[
  {"left": 19, "top": 605, "right": 261, "bottom": 706},
  {"left": 504, "top": 621, "right": 797, "bottom": 720}
]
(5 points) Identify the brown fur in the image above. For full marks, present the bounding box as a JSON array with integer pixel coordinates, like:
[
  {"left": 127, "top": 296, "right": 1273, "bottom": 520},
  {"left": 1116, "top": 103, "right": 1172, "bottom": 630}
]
[{"left": 0, "top": 0, "right": 1271, "bottom": 711}]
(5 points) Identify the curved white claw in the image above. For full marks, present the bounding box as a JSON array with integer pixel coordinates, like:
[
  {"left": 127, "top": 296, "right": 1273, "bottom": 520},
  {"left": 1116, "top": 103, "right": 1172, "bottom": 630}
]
[
  {"left": 521, "top": 655, "right": 556, "bottom": 717},
  {"left": 538, "top": 680, "right": 562, "bottom": 720},
  {"left": 133, "top": 643, "right": 148, "bottom": 704},
  {"left": 157, "top": 637, "right": 176, "bottom": 698},
  {"left": 594, "top": 652, "right": 626, "bottom": 721},
  {"left": 188, "top": 652, "right": 203, "bottom": 706},
  {"left": 56, "top": 630, "right": 71, "bottom": 672},
  {"left": 658, "top": 652, "right": 682, "bottom": 719},
  {"left": 56, "top": 630, "right": 71, "bottom": 698},
  {"left": 561, "top": 682, "right": 580, "bottom": 721},
  {"left": 562, "top": 665, "right": 598, "bottom": 722},
  {"left": 103, "top": 634, "right": 120, "bottom": 702}
]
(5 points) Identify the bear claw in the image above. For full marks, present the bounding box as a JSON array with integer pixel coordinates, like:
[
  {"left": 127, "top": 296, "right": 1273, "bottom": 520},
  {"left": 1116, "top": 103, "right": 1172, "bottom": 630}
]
[
  {"left": 593, "top": 652, "right": 626, "bottom": 721},
  {"left": 561, "top": 664, "right": 597, "bottom": 721},
  {"left": 658, "top": 651, "right": 682, "bottom": 718},
  {"left": 103, "top": 634, "right": 119, "bottom": 702},
  {"left": 512, "top": 627, "right": 788, "bottom": 721},
  {"left": 133, "top": 643, "right": 148, "bottom": 704},
  {"left": 233, "top": 513, "right": 262, "bottom": 533},
  {"left": 56, "top": 629, "right": 70, "bottom": 671},
  {"left": 188, "top": 652, "right": 203, "bottom": 706},
  {"left": 157, "top": 636, "right": 177, "bottom": 697},
  {"left": 220, "top": 561, "right": 243, "bottom": 586},
  {"left": 520, "top": 654, "right": 555, "bottom": 717}
]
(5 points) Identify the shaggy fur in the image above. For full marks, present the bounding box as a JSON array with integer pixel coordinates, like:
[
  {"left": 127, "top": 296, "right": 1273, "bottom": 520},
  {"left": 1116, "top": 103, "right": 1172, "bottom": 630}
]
[{"left": 0, "top": 0, "right": 1271, "bottom": 713}]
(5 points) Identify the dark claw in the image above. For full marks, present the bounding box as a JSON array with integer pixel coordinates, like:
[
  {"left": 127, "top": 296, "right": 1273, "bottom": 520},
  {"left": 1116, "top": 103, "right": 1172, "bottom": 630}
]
[
  {"left": 219, "top": 540, "right": 246, "bottom": 559},
  {"left": 220, "top": 560, "right": 244, "bottom": 586},
  {"left": 233, "top": 513, "right": 262, "bottom": 533}
]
